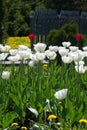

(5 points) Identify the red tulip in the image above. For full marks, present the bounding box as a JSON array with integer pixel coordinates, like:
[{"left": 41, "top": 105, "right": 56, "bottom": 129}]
[
  {"left": 28, "top": 33, "right": 34, "bottom": 40},
  {"left": 75, "top": 33, "right": 82, "bottom": 41}
]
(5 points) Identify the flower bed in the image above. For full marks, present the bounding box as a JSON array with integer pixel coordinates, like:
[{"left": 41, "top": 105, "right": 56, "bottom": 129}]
[
  {"left": 4, "top": 36, "right": 30, "bottom": 49},
  {"left": 0, "top": 42, "right": 87, "bottom": 130}
]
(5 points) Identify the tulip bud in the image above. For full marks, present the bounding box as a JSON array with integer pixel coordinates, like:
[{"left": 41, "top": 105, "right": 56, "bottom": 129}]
[
  {"left": 28, "top": 33, "right": 34, "bottom": 40},
  {"left": 75, "top": 33, "right": 82, "bottom": 41}
]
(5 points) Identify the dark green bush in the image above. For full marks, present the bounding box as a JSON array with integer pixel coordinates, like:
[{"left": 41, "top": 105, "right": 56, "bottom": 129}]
[
  {"left": 82, "top": 35, "right": 87, "bottom": 46},
  {"left": 61, "top": 23, "right": 78, "bottom": 34},
  {"left": 47, "top": 23, "right": 85, "bottom": 49},
  {"left": 47, "top": 29, "right": 67, "bottom": 47}
]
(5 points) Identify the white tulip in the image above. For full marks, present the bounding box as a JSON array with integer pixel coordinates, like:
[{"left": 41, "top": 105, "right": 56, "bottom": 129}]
[
  {"left": 36, "top": 52, "right": 45, "bottom": 61},
  {"left": 0, "top": 44, "right": 4, "bottom": 52},
  {"left": 68, "top": 51, "right": 83, "bottom": 61},
  {"left": 69, "top": 46, "right": 79, "bottom": 52},
  {"left": 82, "top": 46, "right": 87, "bottom": 51},
  {"left": 75, "top": 61, "right": 85, "bottom": 66},
  {"left": 62, "top": 41, "right": 71, "bottom": 47},
  {"left": 34, "top": 42, "right": 47, "bottom": 52},
  {"left": 19, "top": 45, "right": 29, "bottom": 50},
  {"left": 49, "top": 45, "right": 58, "bottom": 52},
  {"left": 0, "top": 53, "right": 8, "bottom": 61},
  {"left": 0, "top": 46, "right": 6, "bottom": 52},
  {"left": 7, "top": 54, "right": 21, "bottom": 62},
  {"left": 30, "top": 54, "right": 38, "bottom": 62},
  {"left": 82, "top": 51, "right": 87, "bottom": 57},
  {"left": 54, "top": 89, "right": 68, "bottom": 100},
  {"left": 18, "top": 50, "right": 30, "bottom": 60},
  {"left": 62, "top": 55, "right": 73, "bottom": 64},
  {"left": 4, "top": 45, "right": 11, "bottom": 52},
  {"left": 59, "top": 49, "right": 69, "bottom": 56},
  {"left": 45, "top": 50, "right": 57, "bottom": 60},
  {"left": 26, "top": 48, "right": 32, "bottom": 53},
  {"left": 9, "top": 49, "right": 18, "bottom": 56},
  {"left": 68, "top": 51, "right": 76, "bottom": 59},
  {"left": 2, "top": 71, "right": 10, "bottom": 80},
  {"left": 73, "top": 51, "right": 84, "bottom": 62},
  {"left": 75, "top": 65, "right": 87, "bottom": 74},
  {"left": 58, "top": 46, "right": 66, "bottom": 51},
  {"left": 0, "top": 45, "right": 10, "bottom": 52},
  {"left": 28, "top": 60, "right": 34, "bottom": 67}
]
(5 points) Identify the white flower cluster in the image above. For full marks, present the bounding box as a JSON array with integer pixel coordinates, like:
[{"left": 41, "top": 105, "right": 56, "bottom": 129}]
[
  {"left": 0, "top": 41, "right": 87, "bottom": 75},
  {"left": 59, "top": 41, "right": 87, "bottom": 74},
  {"left": 0, "top": 43, "right": 57, "bottom": 66}
]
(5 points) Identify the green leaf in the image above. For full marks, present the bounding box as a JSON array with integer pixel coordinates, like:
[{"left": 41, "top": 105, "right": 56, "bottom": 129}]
[
  {"left": 74, "top": 104, "right": 83, "bottom": 122},
  {"left": 2, "top": 111, "right": 17, "bottom": 129},
  {"left": 9, "top": 93, "right": 19, "bottom": 107},
  {"left": 65, "top": 99, "right": 75, "bottom": 124}
]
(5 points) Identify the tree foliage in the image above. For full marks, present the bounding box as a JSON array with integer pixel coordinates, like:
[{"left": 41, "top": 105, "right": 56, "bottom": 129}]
[
  {"left": 0, "top": 0, "right": 5, "bottom": 43},
  {"left": 44, "top": 0, "right": 87, "bottom": 11},
  {"left": 0, "top": 0, "right": 87, "bottom": 42}
]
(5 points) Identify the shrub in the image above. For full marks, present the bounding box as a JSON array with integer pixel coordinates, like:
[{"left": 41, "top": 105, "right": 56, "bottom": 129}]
[
  {"left": 62, "top": 23, "right": 78, "bottom": 34},
  {"left": 47, "top": 23, "right": 85, "bottom": 49},
  {"left": 47, "top": 29, "right": 67, "bottom": 47}
]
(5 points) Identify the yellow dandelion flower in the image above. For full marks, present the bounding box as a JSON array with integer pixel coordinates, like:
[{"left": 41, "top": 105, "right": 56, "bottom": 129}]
[
  {"left": 48, "top": 114, "right": 57, "bottom": 120},
  {"left": 43, "top": 63, "right": 48, "bottom": 67},
  {"left": 21, "top": 126, "right": 28, "bottom": 130},
  {"left": 11, "top": 122, "right": 18, "bottom": 126},
  {"left": 79, "top": 119, "right": 87, "bottom": 124}
]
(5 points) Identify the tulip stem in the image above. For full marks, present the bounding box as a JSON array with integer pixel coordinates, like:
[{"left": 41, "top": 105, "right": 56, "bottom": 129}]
[{"left": 31, "top": 40, "right": 34, "bottom": 50}]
